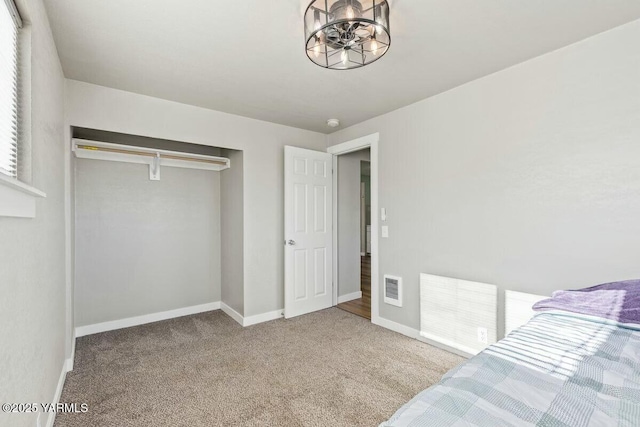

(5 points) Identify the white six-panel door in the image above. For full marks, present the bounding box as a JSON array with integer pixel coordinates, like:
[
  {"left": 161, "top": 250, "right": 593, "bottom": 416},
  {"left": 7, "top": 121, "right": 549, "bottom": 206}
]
[{"left": 284, "top": 146, "right": 333, "bottom": 319}]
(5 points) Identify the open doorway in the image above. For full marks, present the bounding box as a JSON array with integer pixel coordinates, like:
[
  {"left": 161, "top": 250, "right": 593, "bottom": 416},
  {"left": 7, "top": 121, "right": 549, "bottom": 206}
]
[
  {"left": 328, "top": 133, "right": 379, "bottom": 324},
  {"left": 335, "top": 149, "right": 371, "bottom": 319}
]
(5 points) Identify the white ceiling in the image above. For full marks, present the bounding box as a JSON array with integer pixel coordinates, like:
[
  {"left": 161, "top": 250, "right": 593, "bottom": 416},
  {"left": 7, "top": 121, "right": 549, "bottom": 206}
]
[{"left": 44, "top": 1, "right": 640, "bottom": 133}]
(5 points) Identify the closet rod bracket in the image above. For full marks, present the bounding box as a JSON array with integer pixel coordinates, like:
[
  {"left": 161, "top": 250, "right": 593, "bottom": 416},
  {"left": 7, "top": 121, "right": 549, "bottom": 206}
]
[{"left": 150, "top": 153, "right": 161, "bottom": 181}]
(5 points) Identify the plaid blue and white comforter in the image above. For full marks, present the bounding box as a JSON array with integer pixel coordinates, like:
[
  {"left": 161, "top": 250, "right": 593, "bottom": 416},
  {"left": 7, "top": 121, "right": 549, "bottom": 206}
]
[{"left": 382, "top": 312, "right": 640, "bottom": 426}]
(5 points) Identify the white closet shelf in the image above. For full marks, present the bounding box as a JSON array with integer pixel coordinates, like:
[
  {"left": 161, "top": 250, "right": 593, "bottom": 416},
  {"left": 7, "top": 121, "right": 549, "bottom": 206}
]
[{"left": 72, "top": 139, "right": 230, "bottom": 179}]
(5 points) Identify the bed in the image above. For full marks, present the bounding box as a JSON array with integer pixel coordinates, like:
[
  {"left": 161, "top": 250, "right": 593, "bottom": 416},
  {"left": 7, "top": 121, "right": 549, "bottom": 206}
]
[{"left": 382, "top": 281, "right": 640, "bottom": 427}]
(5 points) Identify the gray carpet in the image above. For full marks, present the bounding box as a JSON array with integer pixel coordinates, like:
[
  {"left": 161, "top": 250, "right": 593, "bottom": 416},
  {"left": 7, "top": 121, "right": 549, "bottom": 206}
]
[{"left": 55, "top": 308, "right": 463, "bottom": 427}]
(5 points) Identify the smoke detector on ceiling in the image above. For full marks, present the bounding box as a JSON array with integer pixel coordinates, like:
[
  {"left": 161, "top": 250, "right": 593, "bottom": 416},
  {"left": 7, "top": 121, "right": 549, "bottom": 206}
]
[{"left": 327, "top": 119, "right": 340, "bottom": 128}]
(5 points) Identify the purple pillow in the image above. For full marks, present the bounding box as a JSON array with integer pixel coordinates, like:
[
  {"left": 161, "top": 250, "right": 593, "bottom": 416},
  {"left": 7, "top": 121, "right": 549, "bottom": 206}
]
[{"left": 532, "top": 280, "right": 640, "bottom": 324}]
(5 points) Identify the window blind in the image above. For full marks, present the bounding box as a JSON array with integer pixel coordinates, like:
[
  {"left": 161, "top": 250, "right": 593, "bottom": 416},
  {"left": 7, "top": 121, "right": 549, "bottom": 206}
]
[{"left": 0, "top": 0, "right": 22, "bottom": 178}]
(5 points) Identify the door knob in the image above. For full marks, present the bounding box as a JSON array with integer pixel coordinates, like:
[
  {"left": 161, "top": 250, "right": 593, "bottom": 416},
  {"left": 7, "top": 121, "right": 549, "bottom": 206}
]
[{"left": 287, "top": 240, "right": 296, "bottom": 246}]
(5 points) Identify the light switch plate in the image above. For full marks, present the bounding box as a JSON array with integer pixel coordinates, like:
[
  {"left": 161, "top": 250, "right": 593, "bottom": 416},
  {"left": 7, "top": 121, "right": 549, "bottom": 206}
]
[
  {"left": 381, "top": 226, "right": 389, "bottom": 238},
  {"left": 381, "top": 208, "right": 387, "bottom": 221}
]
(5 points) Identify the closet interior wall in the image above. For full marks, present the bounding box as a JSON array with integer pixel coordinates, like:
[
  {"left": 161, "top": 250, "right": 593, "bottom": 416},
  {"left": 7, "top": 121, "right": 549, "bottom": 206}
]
[{"left": 72, "top": 128, "right": 243, "bottom": 329}]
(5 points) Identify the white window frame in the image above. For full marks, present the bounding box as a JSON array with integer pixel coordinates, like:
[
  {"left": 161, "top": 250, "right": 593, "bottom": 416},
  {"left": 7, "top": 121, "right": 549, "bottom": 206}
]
[{"left": 0, "top": 0, "right": 45, "bottom": 218}]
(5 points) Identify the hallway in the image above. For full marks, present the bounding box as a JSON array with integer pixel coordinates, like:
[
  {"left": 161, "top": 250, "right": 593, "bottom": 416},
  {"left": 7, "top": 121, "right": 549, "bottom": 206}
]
[{"left": 336, "top": 255, "right": 371, "bottom": 320}]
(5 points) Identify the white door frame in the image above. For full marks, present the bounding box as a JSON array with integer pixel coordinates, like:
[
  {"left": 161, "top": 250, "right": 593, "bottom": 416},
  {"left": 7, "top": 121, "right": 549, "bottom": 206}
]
[
  {"left": 360, "top": 181, "right": 366, "bottom": 256},
  {"left": 328, "top": 133, "right": 379, "bottom": 323}
]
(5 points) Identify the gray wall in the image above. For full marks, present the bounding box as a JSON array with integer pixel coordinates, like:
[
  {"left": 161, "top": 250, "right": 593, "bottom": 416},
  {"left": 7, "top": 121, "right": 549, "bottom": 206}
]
[
  {"left": 0, "top": 0, "right": 66, "bottom": 426},
  {"left": 328, "top": 20, "right": 640, "bottom": 337},
  {"left": 74, "top": 159, "right": 221, "bottom": 326},
  {"left": 221, "top": 149, "right": 244, "bottom": 315},
  {"left": 64, "top": 79, "right": 327, "bottom": 317},
  {"left": 338, "top": 149, "right": 370, "bottom": 297}
]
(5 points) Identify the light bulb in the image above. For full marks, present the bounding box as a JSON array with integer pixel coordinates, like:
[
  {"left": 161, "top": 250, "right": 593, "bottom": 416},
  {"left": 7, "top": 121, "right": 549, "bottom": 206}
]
[
  {"left": 314, "top": 9, "right": 321, "bottom": 32},
  {"left": 313, "top": 40, "right": 321, "bottom": 58},
  {"left": 371, "top": 39, "right": 379, "bottom": 56},
  {"left": 346, "top": 5, "right": 355, "bottom": 19},
  {"left": 341, "top": 49, "right": 349, "bottom": 65}
]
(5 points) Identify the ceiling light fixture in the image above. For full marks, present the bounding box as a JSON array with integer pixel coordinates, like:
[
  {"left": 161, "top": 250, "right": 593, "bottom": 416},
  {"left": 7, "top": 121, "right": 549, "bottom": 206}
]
[
  {"left": 304, "top": 0, "right": 390, "bottom": 70},
  {"left": 327, "top": 118, "right": 340, "bottom": 128}
]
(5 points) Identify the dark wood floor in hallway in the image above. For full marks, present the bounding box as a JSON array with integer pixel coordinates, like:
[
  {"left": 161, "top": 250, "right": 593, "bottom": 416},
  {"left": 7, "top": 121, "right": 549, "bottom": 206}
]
[{"left": 337, "top": 255, "right": 371, "bottom": 320}]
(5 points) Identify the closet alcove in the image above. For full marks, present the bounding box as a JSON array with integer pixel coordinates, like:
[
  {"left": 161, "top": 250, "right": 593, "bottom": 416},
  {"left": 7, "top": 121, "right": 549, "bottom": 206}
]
[{"left": 71, "top": 128, "right": 243, "bottom": 333}]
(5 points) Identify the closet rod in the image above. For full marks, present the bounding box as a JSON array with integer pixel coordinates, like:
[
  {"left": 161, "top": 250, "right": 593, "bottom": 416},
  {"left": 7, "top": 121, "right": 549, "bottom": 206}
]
[{"left": 76, "top": 144, "right": 228, "bottom": 166}]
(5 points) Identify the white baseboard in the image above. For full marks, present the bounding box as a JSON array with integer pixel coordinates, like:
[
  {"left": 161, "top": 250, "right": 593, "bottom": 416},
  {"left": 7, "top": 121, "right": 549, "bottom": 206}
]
[
  {"left": 75, "top": 301, "right": 221, "bottom": 337},
  {"left": 418, "top": 332, "right": 474, "bottom": 359},
  {"left": 372, "top": 316, "right": 472, "bottom": 359},
  {"left": 337, "top": 291, "right": 363, "bottom": 304},
  {"left": 221, "top": 302, "right": 283, "bottom": 327},
  {"left": 244, "top": 309, "right": 283, "bottom": 326},
  {"left": 65, "top": 329, "right": 76, "bottom": 372},
  {"left": 373, "top": 316, "right": 420, "bottom": 339},
  {"left": 221, "top": 302, "right": 244, "bottom": 326},
  {"left": 45, "top": 361, "right": 68, "bottom": 427}
]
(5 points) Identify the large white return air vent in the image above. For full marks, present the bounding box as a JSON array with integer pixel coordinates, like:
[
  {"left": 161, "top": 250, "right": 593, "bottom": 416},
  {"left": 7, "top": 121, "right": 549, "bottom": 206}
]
[{"left": 420, "top": 274, "right": 497, "bottom": 355}]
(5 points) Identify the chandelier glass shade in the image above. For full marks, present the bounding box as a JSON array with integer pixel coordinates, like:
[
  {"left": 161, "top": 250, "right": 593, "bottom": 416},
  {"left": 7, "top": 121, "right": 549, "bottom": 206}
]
[{"left": 304, "top": 0, "right": 390, "bottom": 70}]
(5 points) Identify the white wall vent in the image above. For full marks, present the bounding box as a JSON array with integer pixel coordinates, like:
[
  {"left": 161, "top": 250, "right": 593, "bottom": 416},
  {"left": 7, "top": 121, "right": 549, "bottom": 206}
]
[
  {"left": 505, "top": 290, "right": 547, "bottom": 336},
  {"left": 383, "top": 275, "right": 402, "bottom": 307},
  {"left": 420, "top": 274, "right": 497, "bottom": 355}
]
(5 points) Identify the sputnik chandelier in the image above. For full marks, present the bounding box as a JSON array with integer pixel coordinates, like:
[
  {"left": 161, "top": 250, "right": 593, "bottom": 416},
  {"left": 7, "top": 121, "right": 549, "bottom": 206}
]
[{"left": 304, "top": 0, "right": 391, "bottom": 70}]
